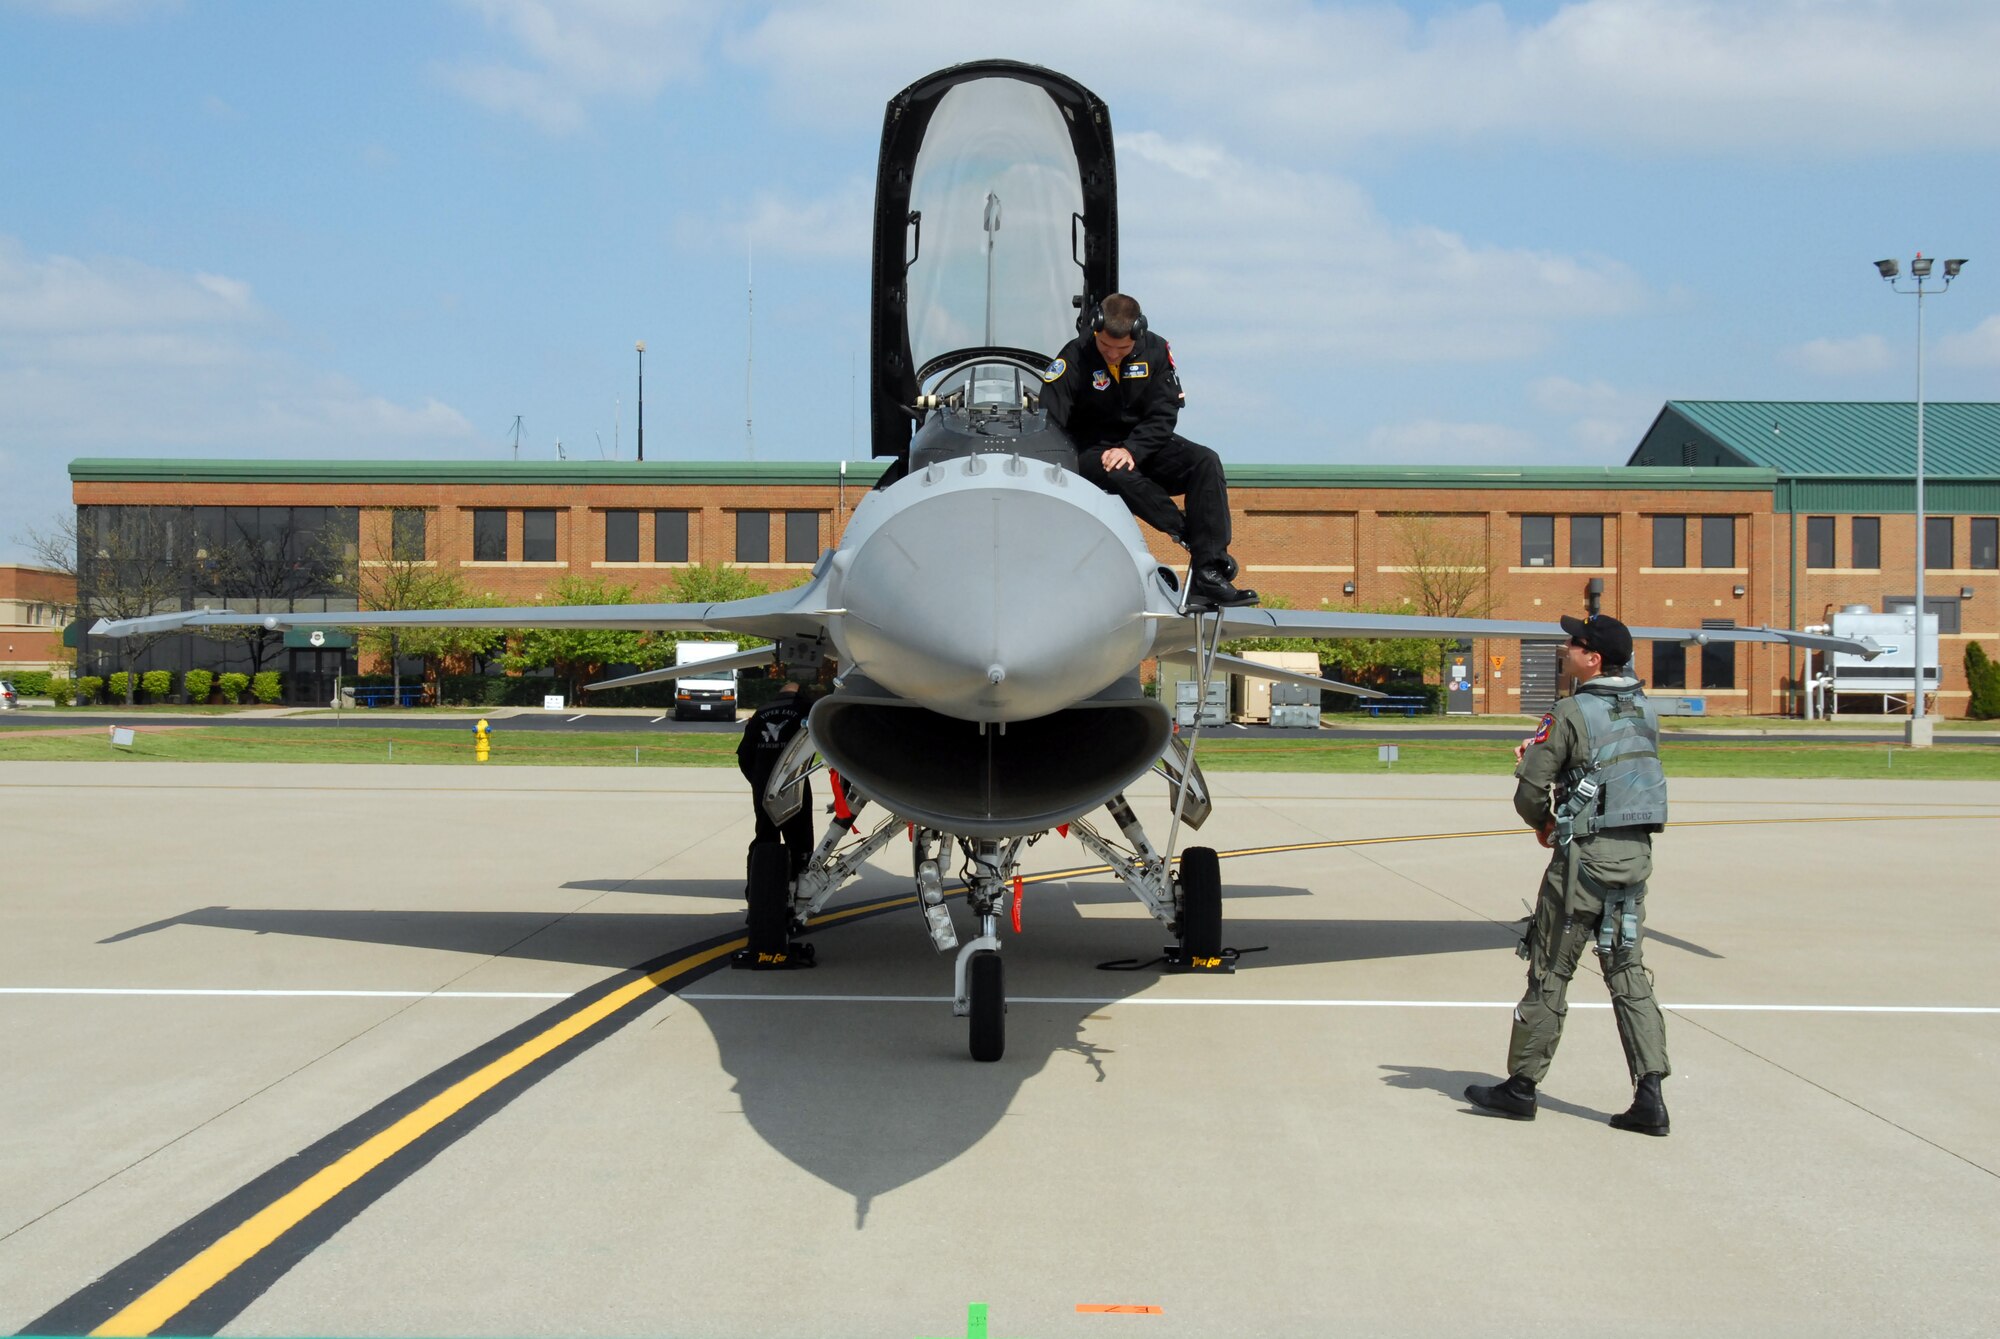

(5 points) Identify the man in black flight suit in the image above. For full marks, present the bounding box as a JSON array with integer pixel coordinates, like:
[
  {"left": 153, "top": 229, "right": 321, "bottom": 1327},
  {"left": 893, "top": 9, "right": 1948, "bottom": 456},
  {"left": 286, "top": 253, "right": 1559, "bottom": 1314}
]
[
  {"left": 736, "top": 660, "right": 815, "bottom": 882},
  {"left": 1038, "top": 292, "right": 1256, "bottom": 607}
]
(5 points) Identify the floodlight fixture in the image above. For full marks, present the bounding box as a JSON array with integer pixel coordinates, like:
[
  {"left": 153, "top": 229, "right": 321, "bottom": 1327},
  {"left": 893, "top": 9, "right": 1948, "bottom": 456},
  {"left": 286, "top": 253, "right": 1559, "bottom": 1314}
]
[
  {"left": 1875, "top": 258, "right": 1900, "bottom": 279},
  {"left": 1944, "top": 258, "right": 1967, "bottom": 278},
  {"left": 1911, "top": 255, "right": 1934, "bottom": 278}
]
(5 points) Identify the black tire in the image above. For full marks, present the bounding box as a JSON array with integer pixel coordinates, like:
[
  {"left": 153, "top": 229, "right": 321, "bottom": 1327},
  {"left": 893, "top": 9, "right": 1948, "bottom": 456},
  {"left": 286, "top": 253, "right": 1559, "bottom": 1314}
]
[
  {"left": 746, "top": 841, "right": 792, "bottom": 957},
  {"left": 1177, "top": 845, "right": 1223, "bottom": 961},
  {"left": 967, "top": 950, "right": 1005, "bottom": 1062}
]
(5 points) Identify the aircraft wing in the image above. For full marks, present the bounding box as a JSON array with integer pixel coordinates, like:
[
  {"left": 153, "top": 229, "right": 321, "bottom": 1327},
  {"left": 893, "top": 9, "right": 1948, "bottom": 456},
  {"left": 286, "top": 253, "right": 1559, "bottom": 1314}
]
[
  {"left": 1157, "top": 649, "right": 1387, "bottom": 699},
  {"left": 87, "top": 578, "right": 835, "bottom": 642},
  {"left": 1202, "top": 609, "right": 1883, "bottom": 660}
]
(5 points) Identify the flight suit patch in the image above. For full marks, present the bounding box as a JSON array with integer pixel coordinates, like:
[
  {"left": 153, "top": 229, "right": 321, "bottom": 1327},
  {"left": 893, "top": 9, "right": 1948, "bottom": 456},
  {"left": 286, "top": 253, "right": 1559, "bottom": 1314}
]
[
  {"left": 1091, "top": 370, "right": 1111, "bottom": 391},
  {"left": 1041, "top": 357, "right": 1066, "bottom": 383},
  {"left": 1123, "top": 361, "right": 1149, "bottom": 378}
]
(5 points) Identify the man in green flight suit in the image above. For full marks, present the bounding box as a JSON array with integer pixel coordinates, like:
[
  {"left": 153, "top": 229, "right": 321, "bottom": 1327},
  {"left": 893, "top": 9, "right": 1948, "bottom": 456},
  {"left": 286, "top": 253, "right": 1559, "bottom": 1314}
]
[{"left": 1466, "top": 612, "right": 1673, "bottom": 1135}]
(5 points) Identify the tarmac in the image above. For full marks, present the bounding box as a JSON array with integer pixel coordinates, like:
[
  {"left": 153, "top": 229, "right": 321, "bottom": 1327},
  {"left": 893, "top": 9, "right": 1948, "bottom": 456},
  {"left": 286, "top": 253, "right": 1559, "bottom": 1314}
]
[{"left": 2, "top": 761, "right": 1996, "bottom": 1337}]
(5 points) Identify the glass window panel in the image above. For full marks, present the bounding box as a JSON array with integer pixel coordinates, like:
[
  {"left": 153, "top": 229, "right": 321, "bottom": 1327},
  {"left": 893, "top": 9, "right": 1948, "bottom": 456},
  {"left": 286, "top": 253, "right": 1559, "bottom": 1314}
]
[
  {"left": 1806, "top": 516, "right": 1834, "bottom": 569},
  {"left": 1972, "top": 518, "right": 1998, "bottom": 570},
  {"left": 604, "top": 510, "right": 638, "bottom": 563},
  {"left": 523, "top": 510, "right": 557, "bottom": 562},
  {"left": 735, "top": 511, "right": 770, "bottom": 564},
  {"left": 473, "top": 510, "right": 508, "bottom": 561},
  {"left": 904, "top": 78, "right": 1086, "bottom": 371},
  {"left": 392, "top": 509, "right": 427, "bottom": 561},
  {"left": 1700, "top": 515, "right": 1735, "bottom": 568},
  {"left": 1852, "top": 516, "right": 1880, "bottom": 569},
  {"left": 1925, "top": 515, "right": 1953, "bottom": 569},
  {"left": 1652, "top": 516, "right": 1685, "bottom": 568},
  {"left": 1569, "top": 515, "right": 1603, "bottom": 568},
  {"left": 655, "top": 510, "right": 689, "bottom": 563},
  {"left": 1885, "top": 596, "right": 1960, "bottom": 636},
  {"left": 1651, "top": 641, "right": 1686, "bottom": 690},
  {"left": 784, "top": 511, "right": 820, "bottom": 564},
  {"left": 1699, "top": 620, "right": 1735, "bottom": 689},
  {"left": 1520, "top": 515, "right": 1554, "bottom": 567}
]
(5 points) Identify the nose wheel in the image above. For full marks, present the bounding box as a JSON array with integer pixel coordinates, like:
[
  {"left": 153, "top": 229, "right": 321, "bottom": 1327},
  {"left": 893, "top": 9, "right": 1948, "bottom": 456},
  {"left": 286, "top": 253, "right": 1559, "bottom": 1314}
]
[{"left": 966, "top": 949, "right": 1005, "bottom": 1062}]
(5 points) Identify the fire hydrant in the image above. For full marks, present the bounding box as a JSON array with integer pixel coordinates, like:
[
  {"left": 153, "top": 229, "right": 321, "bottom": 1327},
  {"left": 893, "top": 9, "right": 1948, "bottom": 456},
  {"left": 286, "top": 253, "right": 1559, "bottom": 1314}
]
[{"left": 474, "top": 718, "right": 490, "bottom": 763}]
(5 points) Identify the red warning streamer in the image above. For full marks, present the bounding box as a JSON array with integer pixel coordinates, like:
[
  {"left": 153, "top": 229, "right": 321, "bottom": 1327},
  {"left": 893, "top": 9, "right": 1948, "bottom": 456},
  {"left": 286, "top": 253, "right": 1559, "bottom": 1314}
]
[{"left": 1011, "top": 875, "right": 1024, "bottom": 933}]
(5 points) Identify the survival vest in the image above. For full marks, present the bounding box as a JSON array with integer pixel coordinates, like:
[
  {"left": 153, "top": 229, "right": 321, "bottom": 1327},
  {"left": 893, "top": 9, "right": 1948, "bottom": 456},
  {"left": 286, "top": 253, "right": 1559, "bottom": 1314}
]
[{"left": 1557, "top": 682, "right": 1668, "bottom": 841}]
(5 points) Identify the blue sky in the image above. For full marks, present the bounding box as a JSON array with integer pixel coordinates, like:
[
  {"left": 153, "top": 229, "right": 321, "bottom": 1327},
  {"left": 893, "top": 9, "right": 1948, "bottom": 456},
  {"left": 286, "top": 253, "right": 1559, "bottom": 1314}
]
[{"left": 4, "top": 0, "right": 1997, "bottom": 561}]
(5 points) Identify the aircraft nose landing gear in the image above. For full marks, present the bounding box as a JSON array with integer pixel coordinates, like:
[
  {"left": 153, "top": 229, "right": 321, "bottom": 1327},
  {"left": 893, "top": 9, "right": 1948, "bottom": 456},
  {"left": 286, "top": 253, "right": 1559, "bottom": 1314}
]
[{"left": 937, "top": 835, "right": 1021, "bottom": 1061}]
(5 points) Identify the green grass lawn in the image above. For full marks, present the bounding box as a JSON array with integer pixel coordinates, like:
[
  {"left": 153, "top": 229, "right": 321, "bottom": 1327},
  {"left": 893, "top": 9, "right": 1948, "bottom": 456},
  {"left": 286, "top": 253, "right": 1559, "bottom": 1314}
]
[{"left": 2, "top": 724, "right": 1997, "bottom": 780}]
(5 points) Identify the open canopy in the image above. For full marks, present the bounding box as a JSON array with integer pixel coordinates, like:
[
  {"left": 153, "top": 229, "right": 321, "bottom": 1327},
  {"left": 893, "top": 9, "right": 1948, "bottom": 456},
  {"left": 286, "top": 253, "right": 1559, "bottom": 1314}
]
[{"left": 870, "top": 60, "right": 1118, "bottom": 460}]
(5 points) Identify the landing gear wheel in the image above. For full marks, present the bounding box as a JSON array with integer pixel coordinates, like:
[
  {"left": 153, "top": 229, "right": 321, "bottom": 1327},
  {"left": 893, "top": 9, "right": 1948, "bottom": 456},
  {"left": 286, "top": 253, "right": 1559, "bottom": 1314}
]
[
  {"left": 1176, "top": 845, "right": 1223, "bottom": 962},
  {"left": 745, "top": 842, "right": 792, "bottom": 957},
  {"left": 967, "top": 950, "right": 1005, "bottom": 1062}
]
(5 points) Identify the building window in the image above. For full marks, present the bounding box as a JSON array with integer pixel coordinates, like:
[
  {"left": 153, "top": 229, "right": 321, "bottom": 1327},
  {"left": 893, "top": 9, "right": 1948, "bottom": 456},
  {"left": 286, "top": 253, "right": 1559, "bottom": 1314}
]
[
  {"left": 1700, "top": 619, "right": 1736, "bottom": 689},
  {"left": 1973, "top": 517, "right": 1998, "bottom": 570},
  {"left": 1651, "top": 641, "right": 1686, "bottom": 690},
  {"left": 604, "top": 510, "right": 639, "bottom": 563},
  {"left": 1925, "top": 515, "right": 1953, "bottom": 570},
  {"left": 1805, "top": 516, "right": 1834, "bottom": 569},
  {"left": 1700, "top": 515, "right": 1735, "bottom": 568},
  {"left": 1521, "top": 515, "right": 1554, "bottom": 567},
  {"left": 523, "top": 509, "right": 558, "bottom": 563},
  {"left": 1652, "top": 516, "right": 1685, "bottom": 568},
  {"left": 784, "top": 511, "right": 820, "bottom": 564},
  {"left": 392, "top": 509, "right": 427, "bottom": 562},
  {"left": 1570, "top": 515, "right": 1604, "bottom": 568},
  {"left": 472, "top": 510, "right": 507, "bottom": 562},
  {"left": 1885, "top": 596, "right": 1961, "bottom": 636},
  {"left": 655, "top": 510, "right": 690, "bottom": 563},
  {"left": 735, "top": 511, "right": 770, "bottom": 564},
  {"left": 1852, "top": 516, "right": 1880, "bottom": 569}
]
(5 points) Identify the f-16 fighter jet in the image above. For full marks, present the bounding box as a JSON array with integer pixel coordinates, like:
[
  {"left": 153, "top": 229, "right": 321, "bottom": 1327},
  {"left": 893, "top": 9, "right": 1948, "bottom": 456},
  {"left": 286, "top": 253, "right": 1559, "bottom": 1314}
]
[{"left": 95, "top": 60, "right": 1879, "bottom": 1061}]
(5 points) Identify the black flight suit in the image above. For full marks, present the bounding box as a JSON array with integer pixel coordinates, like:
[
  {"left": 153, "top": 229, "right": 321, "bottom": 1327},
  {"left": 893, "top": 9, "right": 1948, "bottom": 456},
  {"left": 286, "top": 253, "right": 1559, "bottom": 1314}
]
[
  {"left": 737, "top": 686, "right": 815, "bottom": 880},
  {"left": 1038, "top": 331, "right": 1235, "bottom": 569}
]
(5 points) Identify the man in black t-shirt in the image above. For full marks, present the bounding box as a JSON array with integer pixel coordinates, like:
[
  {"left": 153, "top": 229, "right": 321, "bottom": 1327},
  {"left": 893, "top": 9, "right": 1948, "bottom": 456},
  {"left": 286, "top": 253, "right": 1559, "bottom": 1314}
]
[{"left": 736, "top": 664, "right": 815, "bottom": 879}]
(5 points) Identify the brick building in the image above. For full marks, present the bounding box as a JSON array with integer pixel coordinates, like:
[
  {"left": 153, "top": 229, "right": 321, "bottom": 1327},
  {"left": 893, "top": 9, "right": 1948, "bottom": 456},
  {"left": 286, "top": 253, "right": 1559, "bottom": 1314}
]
[
  {"left": 0, "top": 565, "right": 74, "bottom": 674},
  {"left": 66, "top": 400, "right": 2000, "bottom": 715}
]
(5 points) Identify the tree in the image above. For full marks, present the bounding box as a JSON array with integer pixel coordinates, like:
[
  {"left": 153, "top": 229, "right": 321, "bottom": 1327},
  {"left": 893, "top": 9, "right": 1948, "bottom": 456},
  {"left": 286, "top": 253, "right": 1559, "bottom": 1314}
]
[
  {"left": 500, "top": 575, "right": 650, "bottom": 703},
  {"left": 1386, "top": 513, "right": 1492, "bottom": 619},
  {"left": 199, "top": 509, "right": 356, "bottom": 676},
  {"left": 353, "top": 564, "right": 504, "bottom": 700},
  {"left": 25, "top": 508, "right": 194, "bottom": 705},
  {"left": 1967, "top": 641, "right": 2000, "bottom": 721}
]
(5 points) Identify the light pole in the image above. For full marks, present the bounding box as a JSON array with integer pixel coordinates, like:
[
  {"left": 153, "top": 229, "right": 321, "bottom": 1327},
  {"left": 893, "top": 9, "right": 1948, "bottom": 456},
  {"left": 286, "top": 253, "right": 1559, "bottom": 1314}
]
[
  {"left": 635, "top": 341, "right": 645, "bottom": 462},
  {"left": 1874, "top": 254, "right": 1967, "bottom": 746}
]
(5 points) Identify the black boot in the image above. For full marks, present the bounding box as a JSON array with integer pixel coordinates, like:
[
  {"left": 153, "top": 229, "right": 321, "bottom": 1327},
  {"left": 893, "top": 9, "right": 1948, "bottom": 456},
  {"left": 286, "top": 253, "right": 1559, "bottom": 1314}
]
[
  {"left": 1190, "top": 560, "right": 1257, "bottom": 607},
  {"left": 1464, "top": 1074, "right": 1537, "bottom": 1120},
  {"left": 1609, "top": 1073, "right": 1669, "bottom": 1136}
]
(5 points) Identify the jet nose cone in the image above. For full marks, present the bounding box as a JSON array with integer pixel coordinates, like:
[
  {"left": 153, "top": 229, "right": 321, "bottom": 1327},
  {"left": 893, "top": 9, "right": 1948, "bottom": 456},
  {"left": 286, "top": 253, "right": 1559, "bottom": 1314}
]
[{"left": 836, "top": 480, "right": 1150, "bottom": 720}]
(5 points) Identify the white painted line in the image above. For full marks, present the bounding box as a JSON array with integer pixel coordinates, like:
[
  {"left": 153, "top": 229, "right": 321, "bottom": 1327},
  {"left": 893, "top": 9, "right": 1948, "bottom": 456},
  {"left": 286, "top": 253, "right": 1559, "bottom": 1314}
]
[
  {"left": 566, "top": 714, "right": 587, "bottom": 723},
  {"left": 676, "top": 993, "right": 2000, "bottom": 1015},
  {"left": 0, "top": 987, "right": 569, "bottom": 1000},
  {"left": 649, "top": 715, "right": 667, "bottom": 724}
]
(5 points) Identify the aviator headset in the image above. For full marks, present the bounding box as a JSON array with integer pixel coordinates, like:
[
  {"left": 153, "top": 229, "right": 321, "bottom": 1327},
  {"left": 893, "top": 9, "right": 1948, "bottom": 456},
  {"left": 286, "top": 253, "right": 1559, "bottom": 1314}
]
[{"left": 1089, "top": 300, "right": 1148, "bottom": 340}]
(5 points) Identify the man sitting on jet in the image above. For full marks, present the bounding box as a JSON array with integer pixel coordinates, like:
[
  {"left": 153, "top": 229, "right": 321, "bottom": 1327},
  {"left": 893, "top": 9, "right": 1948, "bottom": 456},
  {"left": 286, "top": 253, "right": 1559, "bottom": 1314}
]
[{"left": 1038, "top": 293, "right": 1256, "bottom": 607}]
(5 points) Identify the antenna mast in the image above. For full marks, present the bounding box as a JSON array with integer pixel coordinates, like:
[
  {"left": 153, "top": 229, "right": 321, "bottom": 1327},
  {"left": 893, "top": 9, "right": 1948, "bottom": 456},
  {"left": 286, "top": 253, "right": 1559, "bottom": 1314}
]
[
  {"left": 746, "top": 240, "right": 756, "bottom": 460},
  {"left": 508, "top": 415, "right": 523, "bottom": 461}
]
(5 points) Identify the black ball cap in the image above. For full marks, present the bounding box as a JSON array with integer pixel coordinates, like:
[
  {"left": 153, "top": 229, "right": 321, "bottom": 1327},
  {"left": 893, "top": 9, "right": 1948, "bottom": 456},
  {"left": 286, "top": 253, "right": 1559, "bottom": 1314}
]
[{"left": 1559, "top": 612, "right": 1632, "bottom": 667}]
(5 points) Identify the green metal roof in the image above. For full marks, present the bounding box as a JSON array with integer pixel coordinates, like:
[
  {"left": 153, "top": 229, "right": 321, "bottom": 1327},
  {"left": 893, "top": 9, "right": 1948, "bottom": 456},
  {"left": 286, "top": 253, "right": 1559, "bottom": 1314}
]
[
  {"left": 68, "top": 458, "right": 891, "bottom": 486},
  {"left": 69, "top": 458, "right": 1773, "bottom": 492},
  {"left": 1631, "top": 401, "right": 2000, "bottom": 477}
]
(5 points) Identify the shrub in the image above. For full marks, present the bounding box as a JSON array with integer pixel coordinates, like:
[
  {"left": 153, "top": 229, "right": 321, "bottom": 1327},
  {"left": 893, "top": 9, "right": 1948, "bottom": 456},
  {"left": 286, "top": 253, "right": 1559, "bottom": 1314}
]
[
  {"left": 10, "top": 670, "right": 51, "bottom": 697},
  {"left": 107, "top": 671, "right": 132, "bottom": 702},
  {"left": 1967, "top": 642, "right": 2000, "bottom": 721},
  {"left": 77, "top": 676, "right": 103, "bottom": 705},
  {"left": 217, "top": 672, "right": 250, "bottom": 703},
  {"left": 141, "top": 669, "right": 172, "bottom": 701},
  {"left": 250, "top": 671, "right": 283, "bottom": 704},
  {"left": 48, "top": 677, "right": 73, "bottom": 707},
  {"left": 184, "top": 669, "right": 214, "bottom": 703}
]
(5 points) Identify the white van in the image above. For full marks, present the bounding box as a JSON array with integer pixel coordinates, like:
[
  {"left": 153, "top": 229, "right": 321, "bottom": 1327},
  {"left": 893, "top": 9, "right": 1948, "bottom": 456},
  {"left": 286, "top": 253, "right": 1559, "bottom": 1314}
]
[{"left": 672, "top": 641, "right": 739, "bottom": 721}]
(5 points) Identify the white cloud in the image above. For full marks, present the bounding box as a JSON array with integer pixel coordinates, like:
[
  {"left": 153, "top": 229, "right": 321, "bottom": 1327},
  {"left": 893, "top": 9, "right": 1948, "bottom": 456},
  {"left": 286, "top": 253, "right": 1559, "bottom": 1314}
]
[
  {"left": 1937, "top": 315, "right": 2000, "bottom": 369},
  {"left": 731, "top": 0, "right": 2000, "bottom": 155},
  {"left": 437, "top": 0, "right": 717, "bottom": 133},
  {"left": 1363, "top": 418, "right": 1542, "bottom": 465},
  {"left": 2, "top": 0, "right": 179, "bottom": 18},
  {"left": 676, "top": 177, "right": 873, "bottom": 260},
  {"left": 1527, "top": 374, "right": 1659, "bottom": 452},
  {"left": 1783, "top": 333, "right": 1894, "bottom": 376},
  {"left": 0, "top": 237, "right": 258, "bottom": 334}
]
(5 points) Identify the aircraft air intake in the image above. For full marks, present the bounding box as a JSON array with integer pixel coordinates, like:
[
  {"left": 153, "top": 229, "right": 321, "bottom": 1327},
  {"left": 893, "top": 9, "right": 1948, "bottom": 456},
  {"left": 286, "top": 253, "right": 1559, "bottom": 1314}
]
[{"left": 810, "top": 693, "right": 1171, "bottom": 839}]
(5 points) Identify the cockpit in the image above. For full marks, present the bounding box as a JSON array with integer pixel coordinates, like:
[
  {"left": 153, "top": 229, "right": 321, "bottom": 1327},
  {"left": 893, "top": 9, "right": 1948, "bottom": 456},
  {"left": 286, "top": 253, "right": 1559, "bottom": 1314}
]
[{"left": 868, "top": 61, "right": 1119, "bottom": 474}]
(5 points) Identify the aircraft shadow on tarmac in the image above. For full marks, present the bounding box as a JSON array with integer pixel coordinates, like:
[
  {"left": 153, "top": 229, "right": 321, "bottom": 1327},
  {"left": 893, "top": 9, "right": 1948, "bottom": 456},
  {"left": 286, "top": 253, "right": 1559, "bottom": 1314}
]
[{"left": 97, "top": 882, "right": 1706, "bottom": 1222}]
